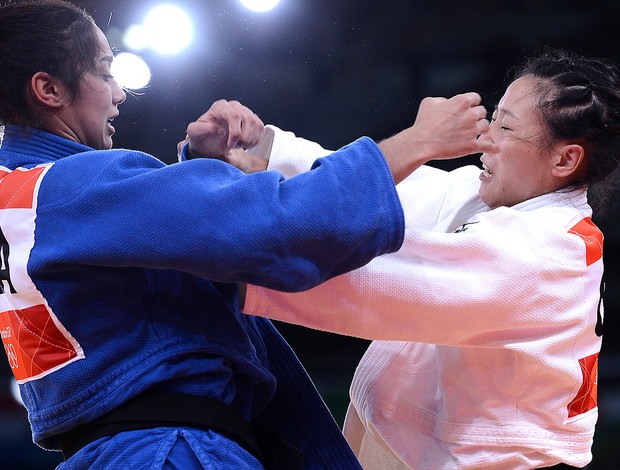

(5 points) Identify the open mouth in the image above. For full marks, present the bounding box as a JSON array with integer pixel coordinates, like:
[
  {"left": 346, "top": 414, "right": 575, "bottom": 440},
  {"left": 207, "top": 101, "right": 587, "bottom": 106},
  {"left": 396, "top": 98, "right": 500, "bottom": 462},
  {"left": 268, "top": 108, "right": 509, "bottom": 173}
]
[
  {"left": 107, "top": 117, "right": 116, "bottom": 134},
  {"left": 482, "top": 163, "right": 493, "bottom": 177}
]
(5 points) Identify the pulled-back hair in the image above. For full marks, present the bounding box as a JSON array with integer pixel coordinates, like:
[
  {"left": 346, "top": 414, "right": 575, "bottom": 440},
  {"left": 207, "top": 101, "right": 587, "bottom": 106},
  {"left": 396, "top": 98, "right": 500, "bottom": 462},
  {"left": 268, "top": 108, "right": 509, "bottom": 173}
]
[
  {"left": 512, "top": 48, "right": 620, "bottom": 213},
  {"left": 0, "top": 0, "right": 99, "bottom": 128}
]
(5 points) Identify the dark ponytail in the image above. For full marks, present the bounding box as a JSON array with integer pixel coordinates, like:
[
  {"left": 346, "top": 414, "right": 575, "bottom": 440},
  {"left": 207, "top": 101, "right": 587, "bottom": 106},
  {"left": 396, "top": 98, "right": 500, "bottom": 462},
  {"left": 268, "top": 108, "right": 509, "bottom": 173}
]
[{"left": 0, "top": 0, "right": 99, "bottom": 128}]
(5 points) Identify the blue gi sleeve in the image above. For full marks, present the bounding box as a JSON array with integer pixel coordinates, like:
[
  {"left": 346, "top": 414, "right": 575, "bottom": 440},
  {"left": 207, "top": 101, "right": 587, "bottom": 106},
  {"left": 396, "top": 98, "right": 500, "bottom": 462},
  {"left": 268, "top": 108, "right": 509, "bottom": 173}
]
[{"left": 32, "top": 137, "right": 404, "bottom": 292}]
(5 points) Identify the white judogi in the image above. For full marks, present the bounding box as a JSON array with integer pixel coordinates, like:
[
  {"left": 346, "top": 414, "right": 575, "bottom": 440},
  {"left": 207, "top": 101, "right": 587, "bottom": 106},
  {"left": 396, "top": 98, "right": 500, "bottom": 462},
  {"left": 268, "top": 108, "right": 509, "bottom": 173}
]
[{"left": 245, "top": 127, "right": 603, "bottom": 469}]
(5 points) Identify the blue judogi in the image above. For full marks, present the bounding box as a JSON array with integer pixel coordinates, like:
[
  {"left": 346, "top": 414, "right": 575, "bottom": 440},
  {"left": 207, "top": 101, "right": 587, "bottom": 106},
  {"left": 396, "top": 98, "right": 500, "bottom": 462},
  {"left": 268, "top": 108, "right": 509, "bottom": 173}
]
[{"left": 0, "top": 126, "right": 403, "bottom": 468}]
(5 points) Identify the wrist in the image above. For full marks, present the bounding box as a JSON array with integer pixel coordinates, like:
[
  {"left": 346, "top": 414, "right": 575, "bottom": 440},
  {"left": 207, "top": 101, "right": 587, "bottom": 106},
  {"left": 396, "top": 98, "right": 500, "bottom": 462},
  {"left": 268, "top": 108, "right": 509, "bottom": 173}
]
[{"left": 378, "top": 131, "right": 428, "bottom": 184}]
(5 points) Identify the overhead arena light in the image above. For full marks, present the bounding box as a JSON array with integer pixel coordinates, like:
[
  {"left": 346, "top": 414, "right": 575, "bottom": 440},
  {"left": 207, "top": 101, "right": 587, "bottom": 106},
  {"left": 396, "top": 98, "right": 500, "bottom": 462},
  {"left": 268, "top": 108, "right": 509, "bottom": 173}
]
[
  {"left": 123, "top": 4, "right": 194, "bottom": 55},
  {"left": 240, "top": 0, "right": 281, "bottom": 13},
  {"left": 111, "top": 52, "right": 152, "bottom": 90}
]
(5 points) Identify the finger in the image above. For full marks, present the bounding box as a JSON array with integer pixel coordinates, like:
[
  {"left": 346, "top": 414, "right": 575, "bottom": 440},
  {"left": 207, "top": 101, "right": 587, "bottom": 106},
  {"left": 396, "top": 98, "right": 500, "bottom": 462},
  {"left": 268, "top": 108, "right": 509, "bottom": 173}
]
[
  {"left": 473, "top": 105, "right": 489, "bottom": 121},
  {"left": 239, "top": 116, "right": 265, "bottom": 148},
  {"left": 475, "top": 118, "right": 492, "bottom": 135},
  {"left": 228, "top": 107, "right": 264, "bottom": 148},
  {"left": 457, "top": 91, "right": 482, "bottom": 107},
  {"left": 195, "top": 100, "right": 244, "bottom": 147},
  {"left": 208, "top": 99, "right": 233, "bottom": 116},
  {"left": 474, "top": 140, "right": 500, "bottom": 154},
  {"left": 186, "top": 120, "right": 225, "bottom": 140},
  {"left": 226, "top": 118, "right": 243, "bottom": 148},
  {"left": 223, "top": 102, "right": 254, "bottom": 148}
]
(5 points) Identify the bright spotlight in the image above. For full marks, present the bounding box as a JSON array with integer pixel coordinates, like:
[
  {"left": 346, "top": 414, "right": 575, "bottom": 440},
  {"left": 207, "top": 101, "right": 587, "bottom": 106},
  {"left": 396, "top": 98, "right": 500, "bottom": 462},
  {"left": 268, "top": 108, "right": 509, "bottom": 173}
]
[
  {"left": 123, "top": 24, "right": 149, "bottom": 52},
  {"left": 111, "top": 53, "right": 152, "bottom": 89},
  {"left": 240, "top": 0, "right": 281, "bottom": 13},
  {"left": 143, "top": 4, "right": 194, "bottom": 55}
]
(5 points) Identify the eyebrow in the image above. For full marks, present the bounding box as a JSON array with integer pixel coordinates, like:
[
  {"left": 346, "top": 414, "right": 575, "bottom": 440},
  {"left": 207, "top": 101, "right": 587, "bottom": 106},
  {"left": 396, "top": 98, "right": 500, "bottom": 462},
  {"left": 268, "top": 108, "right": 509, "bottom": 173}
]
[
  {"left": 495, "top": 105, "right": 518, "bottom": 120},
  {"left": 100, "top": 55, "right": 114, "bottom": 64}
]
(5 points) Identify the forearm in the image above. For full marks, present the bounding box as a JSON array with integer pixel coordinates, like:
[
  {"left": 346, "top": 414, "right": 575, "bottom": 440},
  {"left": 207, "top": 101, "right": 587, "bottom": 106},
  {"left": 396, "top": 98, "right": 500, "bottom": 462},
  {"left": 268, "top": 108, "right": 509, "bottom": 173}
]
[
  {"left": 263, "top": 125, "right": 440, "bottom": 185},
  {"left": 377, "top": 132, "right": 430, "bottom": 184},
  {"left": 39, "top": 141, "right": 404, "bottom": 292},
  {"left": 243, "top": 211, "right": 585, "bottom": 344},
  {"left": 183, "top": 93, "right": 496, "bottom": 186}
]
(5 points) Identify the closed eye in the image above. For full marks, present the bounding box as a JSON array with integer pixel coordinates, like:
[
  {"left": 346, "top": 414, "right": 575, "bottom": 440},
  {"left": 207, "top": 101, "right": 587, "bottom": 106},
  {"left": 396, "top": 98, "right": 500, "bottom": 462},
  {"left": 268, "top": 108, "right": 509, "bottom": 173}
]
[{"left": 490, "top": 116, "right": 510, "bottom": 131}]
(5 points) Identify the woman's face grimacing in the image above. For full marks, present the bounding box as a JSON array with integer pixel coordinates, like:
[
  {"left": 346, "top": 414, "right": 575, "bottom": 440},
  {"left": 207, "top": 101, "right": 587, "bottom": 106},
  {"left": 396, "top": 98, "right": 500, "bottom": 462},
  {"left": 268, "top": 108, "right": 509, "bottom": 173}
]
[
  {"left": 477, "top": 76, "right": 565, "bottom": 209},
  {"left": 59, "top": 26, "right": 126, "bottom": 150}
]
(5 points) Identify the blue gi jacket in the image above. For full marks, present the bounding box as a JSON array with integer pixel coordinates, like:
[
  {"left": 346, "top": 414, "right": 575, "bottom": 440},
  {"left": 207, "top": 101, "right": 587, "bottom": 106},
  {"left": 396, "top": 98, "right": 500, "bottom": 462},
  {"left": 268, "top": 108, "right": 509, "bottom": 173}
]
[{"left": 0, "top": 125, "right": 404, "bottom": 468}]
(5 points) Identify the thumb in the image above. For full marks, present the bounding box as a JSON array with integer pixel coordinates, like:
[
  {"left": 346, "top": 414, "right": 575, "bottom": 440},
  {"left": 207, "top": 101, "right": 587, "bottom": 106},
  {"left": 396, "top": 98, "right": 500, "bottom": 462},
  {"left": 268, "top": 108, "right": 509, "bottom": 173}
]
[{"left": 474, "top": 140, "right": 500, "bottom": 155}]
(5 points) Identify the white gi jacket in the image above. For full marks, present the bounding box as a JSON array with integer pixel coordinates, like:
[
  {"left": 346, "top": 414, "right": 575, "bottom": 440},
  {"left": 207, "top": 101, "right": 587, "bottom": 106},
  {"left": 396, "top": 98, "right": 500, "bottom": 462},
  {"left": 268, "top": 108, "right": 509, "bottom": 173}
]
[{"left": 244, "top": 126, "right": 603, "bottom": 469}]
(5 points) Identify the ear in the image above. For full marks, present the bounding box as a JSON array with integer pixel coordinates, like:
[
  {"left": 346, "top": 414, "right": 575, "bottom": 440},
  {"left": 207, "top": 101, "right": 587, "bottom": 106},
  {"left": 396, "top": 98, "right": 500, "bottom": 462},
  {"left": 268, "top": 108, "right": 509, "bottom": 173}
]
[
  {"left": 29, "top": 72, "right": 68, "bottom": 109},
  {"left": 551, "top": 143, "right": 585, "bottom": 179}
]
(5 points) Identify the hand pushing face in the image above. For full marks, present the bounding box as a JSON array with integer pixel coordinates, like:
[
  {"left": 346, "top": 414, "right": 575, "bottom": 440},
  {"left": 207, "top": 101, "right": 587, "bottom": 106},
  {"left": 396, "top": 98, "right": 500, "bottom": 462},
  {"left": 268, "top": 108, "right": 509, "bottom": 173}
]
[{"left": 478, "top": 76, "right": 565, "bottom": 209}]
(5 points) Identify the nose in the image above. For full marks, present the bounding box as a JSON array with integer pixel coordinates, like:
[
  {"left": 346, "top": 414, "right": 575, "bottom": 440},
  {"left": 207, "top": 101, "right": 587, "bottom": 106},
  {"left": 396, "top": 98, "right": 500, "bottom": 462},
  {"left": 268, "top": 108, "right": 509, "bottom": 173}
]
[{"left": 113, "top": 79, "right": 126, "bottom": 106}]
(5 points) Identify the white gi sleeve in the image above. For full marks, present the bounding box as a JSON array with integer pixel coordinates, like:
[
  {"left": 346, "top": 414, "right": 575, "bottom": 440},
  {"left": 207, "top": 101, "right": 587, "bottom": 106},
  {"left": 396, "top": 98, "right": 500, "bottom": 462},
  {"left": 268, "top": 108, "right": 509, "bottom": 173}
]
[
  {"left": 244, "top": 202, "right": 594, "bottom": 346},
  {"left": 257, "top": 125, "right": 486, "bottom": 231}
]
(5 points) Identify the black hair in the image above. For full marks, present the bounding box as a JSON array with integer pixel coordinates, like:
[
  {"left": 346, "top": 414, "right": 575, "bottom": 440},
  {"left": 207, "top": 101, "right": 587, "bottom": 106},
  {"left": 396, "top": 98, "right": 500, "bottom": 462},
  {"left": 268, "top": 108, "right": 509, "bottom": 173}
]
[
  {"left": 0, "top": 0, "right": 99, "bottom": 128},
  {"left": 512, "top": 48, "right": 620, "bottom": 214}
]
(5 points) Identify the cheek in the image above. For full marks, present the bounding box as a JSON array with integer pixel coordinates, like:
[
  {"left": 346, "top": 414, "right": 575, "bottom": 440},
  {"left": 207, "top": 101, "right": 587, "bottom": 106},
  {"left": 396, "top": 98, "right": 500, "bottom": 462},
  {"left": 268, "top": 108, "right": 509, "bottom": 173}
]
[{"left": 95, "top": 92, "right": 112, "bottom": 111}]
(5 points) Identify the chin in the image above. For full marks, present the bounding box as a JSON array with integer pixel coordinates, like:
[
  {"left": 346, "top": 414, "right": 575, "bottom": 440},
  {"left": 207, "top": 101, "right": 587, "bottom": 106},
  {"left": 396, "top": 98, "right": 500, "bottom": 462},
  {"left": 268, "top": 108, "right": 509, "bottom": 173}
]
[{"left": 478, "top": 191, "right": 494, "bottom": 209}]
